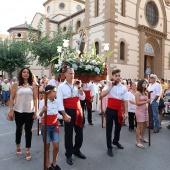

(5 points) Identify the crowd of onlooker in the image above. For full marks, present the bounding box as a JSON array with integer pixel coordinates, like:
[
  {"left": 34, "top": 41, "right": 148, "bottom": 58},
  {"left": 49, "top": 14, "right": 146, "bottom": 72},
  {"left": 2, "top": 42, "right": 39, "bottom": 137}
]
[
  {"left": 1, "top": 74, "right": 170, "bottom": 132},
  {"left": 0, "top": 75, "right": 170, "bottom": 131},
  {"left": 98, "top": 76, "right": 170, "bottom": 134},
  {"left": 120, "top": 77, "right": 170, "bottom": 130},
  {"left": 1, "top": 69, "right": 170, "bottom": 169},
  {"left": 0, "top": 75, "right": 49, "bottom": 107}
]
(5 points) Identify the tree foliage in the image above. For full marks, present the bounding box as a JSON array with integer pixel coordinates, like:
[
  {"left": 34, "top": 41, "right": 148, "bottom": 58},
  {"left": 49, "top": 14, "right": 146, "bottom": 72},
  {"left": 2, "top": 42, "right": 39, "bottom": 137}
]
[
  {"left": 0, "top": 40, "right": 30, "bottom": 78},
  {"left": 28, "top": 18, "right": 73, "bottom": 69}
]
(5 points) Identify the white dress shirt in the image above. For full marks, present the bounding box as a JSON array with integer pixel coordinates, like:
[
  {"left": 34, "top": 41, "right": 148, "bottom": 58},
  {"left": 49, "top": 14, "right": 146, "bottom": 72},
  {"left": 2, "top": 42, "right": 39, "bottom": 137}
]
[
  {"left": 37, "top": 99, "right": 63, "bottom": 119},
  {"left": 57, "top": 80, "right": 85, "bottom": 111},
  {"left": 48, "top": 79, "right": 60, "bottom": 89},
  {"left": 127, "top": 91, "right": 136, "bottom": 112},
  {"left": 82, "top": 82, "right": 95, "bottom": 97},
  {"left": 107, "top": 83, "right": 128, "bottom": 101},
  {"left": 147, "top": 82, "right": 162, "bottom": 103}
]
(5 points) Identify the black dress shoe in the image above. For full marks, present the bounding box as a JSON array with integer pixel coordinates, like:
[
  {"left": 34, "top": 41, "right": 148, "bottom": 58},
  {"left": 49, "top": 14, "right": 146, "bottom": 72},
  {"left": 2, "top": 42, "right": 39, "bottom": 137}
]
[
  {"left": 66, "top": 158, "right": 73, "bottom": 165},
  {"left": 46, "top": 167, "right": 54, "bottom": 170},
  {"left": 113, "top": 142, "right": 124, "bottom": 149},
  {"left": 51, "top": 163, "right": 61, "bottom": 170},
  {"left": 89, "top": 122, "right": 93, "bottom": 125},
  {"left": 74, "top": 152, "right": 86, "bottom": 159},
  {"left": 107, "top": 149, "right": 113, "bottom": 157}
]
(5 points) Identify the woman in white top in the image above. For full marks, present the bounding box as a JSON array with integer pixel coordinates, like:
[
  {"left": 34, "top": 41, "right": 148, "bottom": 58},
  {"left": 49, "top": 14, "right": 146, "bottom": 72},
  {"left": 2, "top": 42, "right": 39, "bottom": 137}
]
[
  {"left": 127, "top": 82, "right": 137, "bottom": 132},
  {"left": 9, "top": 67, "right": 38, "bottom": 161}
]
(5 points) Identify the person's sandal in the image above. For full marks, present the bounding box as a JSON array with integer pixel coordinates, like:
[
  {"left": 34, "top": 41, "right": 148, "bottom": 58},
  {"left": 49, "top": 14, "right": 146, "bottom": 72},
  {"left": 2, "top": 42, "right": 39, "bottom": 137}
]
[
  {"left": 136, "top": 143, "right": 145, "bottom": 149},
  {"left": 26, "top": 151, "right": 32, "bottom": 161},
  {"left": 16, "top": 145, "right": 22, "bottom": 156},
  {"left": 141, "top": 138, "right": 149, "bottom": 143}
]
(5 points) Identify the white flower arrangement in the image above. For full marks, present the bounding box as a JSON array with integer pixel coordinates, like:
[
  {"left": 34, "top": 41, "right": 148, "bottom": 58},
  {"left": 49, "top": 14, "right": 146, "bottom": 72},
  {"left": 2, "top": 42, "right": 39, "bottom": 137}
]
[{"left": 51, "top": 41, "right": 114, "bottom": 76}]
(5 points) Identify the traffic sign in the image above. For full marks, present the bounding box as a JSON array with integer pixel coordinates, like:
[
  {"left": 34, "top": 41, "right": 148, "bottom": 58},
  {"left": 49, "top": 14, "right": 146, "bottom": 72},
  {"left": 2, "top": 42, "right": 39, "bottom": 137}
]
[{"left": 145, "top": 68, "right": 151, "bottom": 75}]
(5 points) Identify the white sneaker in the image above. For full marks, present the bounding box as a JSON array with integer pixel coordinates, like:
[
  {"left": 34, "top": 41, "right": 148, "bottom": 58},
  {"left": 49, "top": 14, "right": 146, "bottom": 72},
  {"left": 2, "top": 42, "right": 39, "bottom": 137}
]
[{"left": 39, "top": 131, "right": 41, "bottom": 135}]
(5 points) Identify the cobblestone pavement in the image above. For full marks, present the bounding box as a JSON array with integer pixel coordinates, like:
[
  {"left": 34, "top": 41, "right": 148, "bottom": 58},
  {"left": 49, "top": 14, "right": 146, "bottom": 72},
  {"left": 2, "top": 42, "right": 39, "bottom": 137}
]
[{"left": 0, "top": 105, "right": 170, "bottom": 170}]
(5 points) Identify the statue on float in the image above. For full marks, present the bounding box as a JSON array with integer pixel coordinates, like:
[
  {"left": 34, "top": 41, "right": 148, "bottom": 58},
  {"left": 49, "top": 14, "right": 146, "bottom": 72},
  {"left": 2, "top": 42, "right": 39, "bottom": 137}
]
[{"left": 76, "top": 27, "right": 87, "bottom": 57}]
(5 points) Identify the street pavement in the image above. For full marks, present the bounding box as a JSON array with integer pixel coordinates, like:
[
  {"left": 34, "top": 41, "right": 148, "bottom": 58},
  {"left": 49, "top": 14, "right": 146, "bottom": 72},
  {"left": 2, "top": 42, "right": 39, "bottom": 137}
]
[{"left": 0, "top": 105, "right": 170, "bottom": 170}]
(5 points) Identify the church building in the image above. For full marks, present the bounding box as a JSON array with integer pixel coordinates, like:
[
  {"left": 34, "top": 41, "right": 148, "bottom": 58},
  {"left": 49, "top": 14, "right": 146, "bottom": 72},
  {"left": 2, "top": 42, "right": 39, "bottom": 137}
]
[{"left": 7, "top": 0, "right": 170, "bottom": 79}]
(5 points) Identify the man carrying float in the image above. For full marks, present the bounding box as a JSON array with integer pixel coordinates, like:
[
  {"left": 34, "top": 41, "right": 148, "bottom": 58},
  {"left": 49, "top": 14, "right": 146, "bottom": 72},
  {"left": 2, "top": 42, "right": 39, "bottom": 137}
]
[{"left": 57, "top": 68, "right": 86, "bottom": 166}]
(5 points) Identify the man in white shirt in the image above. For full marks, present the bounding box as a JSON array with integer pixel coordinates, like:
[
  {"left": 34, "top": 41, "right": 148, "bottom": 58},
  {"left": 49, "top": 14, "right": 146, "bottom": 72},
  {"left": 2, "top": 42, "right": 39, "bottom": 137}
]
[
  {"left": 48, "top": 73, "right": 60, "bottom": 89},
  {"left": 147, "top": 74, "right": 162, "bottom": 133},
  {"left": 57, "top": 68, "right": 86, "bottom": 165},
  {"left": 101, "top": 69, "right": 128, "bottom": 157},
  {"left": 81, "top": 82, "right": 95, "bottom": 125}
]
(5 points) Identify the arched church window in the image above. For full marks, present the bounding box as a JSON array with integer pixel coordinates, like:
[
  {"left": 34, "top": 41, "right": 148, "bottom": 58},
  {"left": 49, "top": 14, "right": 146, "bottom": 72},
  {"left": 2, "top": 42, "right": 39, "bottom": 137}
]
[
  {"left": 146, "top": 1, "right": 158, "bottom": 26},
  {"left": 95, "top": 41, "right": 99, "bottom": 55},
  {"left": 95, "top": 0, "right": 99, "bottom": 17},
  {"left": 47, "top": 6, "right": 50, "bottom": 13},
  {"left": 120, "top": 42, "right": 125, "bottom": 61},
  {"left": 121, "top": 0, "right": 125, "bottom": 16},
  {"left": 76, "top": 21, "right": 81, "bottom": 32},
  {"left": 144, "top": 43, "right": 154, "bottom": 54},
  {"left": 95, "top": 42, "right": 99, "bottom": 55},
  {"left": 63, "top": 26, "right": 66, "bottom": 32},
  {"left": 17, "top": 33, "right": 21, "bottom": 37}
]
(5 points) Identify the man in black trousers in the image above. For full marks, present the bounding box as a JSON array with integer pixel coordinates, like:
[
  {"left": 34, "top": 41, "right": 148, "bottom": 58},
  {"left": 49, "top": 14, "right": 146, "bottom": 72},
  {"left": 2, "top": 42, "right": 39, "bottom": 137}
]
[
  {"left": 101, "top": 69, "right": 128, "bottom": 157},
  {"left": 57, "top": 68, "right": 86, "bottom": 165}
]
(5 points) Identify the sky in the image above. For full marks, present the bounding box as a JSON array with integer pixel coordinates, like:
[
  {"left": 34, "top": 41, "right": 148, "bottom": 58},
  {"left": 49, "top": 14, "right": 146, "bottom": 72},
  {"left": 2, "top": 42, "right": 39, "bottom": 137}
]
[{"left": 0, "top": 0, "right": 45, "bottom": 35}]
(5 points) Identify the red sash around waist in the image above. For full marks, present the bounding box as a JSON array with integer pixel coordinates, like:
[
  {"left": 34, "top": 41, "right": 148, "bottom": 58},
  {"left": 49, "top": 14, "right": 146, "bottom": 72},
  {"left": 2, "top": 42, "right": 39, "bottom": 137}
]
[
  {"left": 83, "top": 90, "right": 92, "bottom": 109},
  {"left": 83, "top": 90, "right": 91, "bottom": 100},
  {"left": 107, "top": 98, "right": 123, "bottom": 125},
  {"left": 42, "top": 114, "right": 59, "bottom": 133},
  {"left": 63, "top": 97, "right": 83, "bottom": 128}
]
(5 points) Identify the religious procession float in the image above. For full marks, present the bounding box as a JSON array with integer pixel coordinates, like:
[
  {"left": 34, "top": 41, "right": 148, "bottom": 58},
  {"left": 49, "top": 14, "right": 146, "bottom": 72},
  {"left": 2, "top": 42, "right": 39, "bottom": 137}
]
[{"left": 51, "top": 28, "right": 114, "bottom": 83}]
